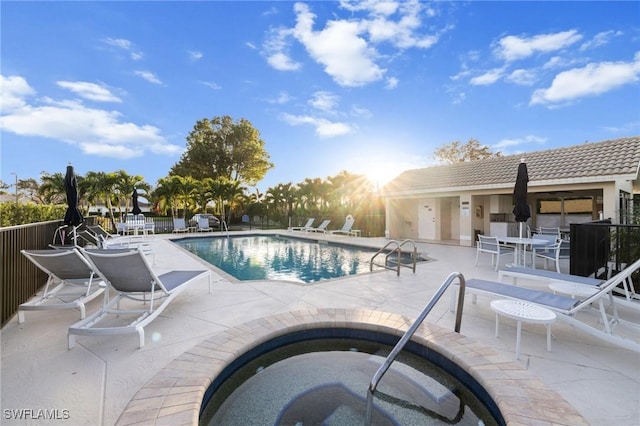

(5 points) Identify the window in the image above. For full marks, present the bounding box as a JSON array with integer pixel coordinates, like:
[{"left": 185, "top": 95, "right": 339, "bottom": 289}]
[{"left": 537, "top": 197, "right": 593, "bottom": 214}]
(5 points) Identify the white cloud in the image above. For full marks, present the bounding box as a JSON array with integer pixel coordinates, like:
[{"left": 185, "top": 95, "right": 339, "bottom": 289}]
[
  {"left": 267, "top": 52, "right": 302, "bottom": 71},
  {"left": 308, "top": 91, "right": 339, "bottom": 112},
  {"left": 580, "top": 30, "right": 623, "bottom": 51},
  {"left": 281, "top": 112, "right": 352, "bottom": 138},
  {"left": 57, "top": 81, "right": 122, "bottom": 102},
  {"left": 267, "top": 91, "right": 293, "bottom": 104},
  {"left": 350, "top": 105, "right": 372, "bottom": 119},
  {"left": 385, "top": 76, "right": 399, "bottom": 89},
  {"left": 134, "top": 70, "right": 162, "bottom": 85},
  {"left": 470, "top": 68, "right": 505, "bottom": 86},
  {"left": 0, "top": 74, "right": 179, "bottom": 159},
  {"left": 0, "top": 75, "right": 36, "bottom": 112},
  {"left": 531, "top": 55, "right": 640, "bottom": 106},
  {"left": 494, "top": 30, "right": 582, "bottom": 62},
  {"left": 506, "top": 69, "right": 537, "bottom": 86},
  {"left": 292, "top": 3, "right": 385, "bottom": 87},
  {"left": 263, "top": 1, "right": 444, "bottom": 87},
  {"left": 188, "top": 50, "right": 203, "bottom": 61},
  {"left": 103, "top": 37, "right": 143, "bottom": 60},
  {"left": 263, "top": 27, "right": 302, "bottom": 71},
  {"left": 103, "top": 37, "right": 132, "bottom": 50},
  {"left": 201, "top": 81, "right": 221, "bottom": 90},
  {"left": 493, "top": 135, "right": 547, "bottom": 152}
]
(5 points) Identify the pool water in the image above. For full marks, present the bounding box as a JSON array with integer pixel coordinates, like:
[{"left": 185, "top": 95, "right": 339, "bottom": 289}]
[
  {"left": 200, "top": 338, "right": 499, "bottom": 426},
  {"left": 174, "top": 235, "right": 422, "bottom": 283}
]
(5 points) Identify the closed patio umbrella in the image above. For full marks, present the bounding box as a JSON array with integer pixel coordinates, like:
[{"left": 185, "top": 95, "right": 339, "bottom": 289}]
[
  {"left": 512, "top": 159, "right": 530, "bottom": 238},
  {"left": 63, "top": 165, "right": 83, "bottom": 227},
  {"left": 131, "top": 188, "right": 142, "bottom": 215}
]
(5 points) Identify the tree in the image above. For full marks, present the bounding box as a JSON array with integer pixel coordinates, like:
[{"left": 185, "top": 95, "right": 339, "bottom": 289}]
[
  {"left": 38, "top": 172, "right": 66, "bottom": 205},
  {"left": 170, "top": 116, "right": 274, "bottom": 186},
  {"left": 434, "top": 138, "right": 501, "bottom": 164}
]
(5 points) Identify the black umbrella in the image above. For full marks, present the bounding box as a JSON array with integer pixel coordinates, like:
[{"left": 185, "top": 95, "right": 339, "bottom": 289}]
[
  {"left": 131, "top": 188, "right": 142, "bottom": 215},
  {"left": 512, "top": 160, "right": 530, "bottom": 238},
  {"left": 63, "top": 165, "right": 84, "bottom": 227}
]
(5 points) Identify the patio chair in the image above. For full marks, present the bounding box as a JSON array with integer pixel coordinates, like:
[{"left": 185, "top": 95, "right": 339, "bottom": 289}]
[
  {"left": 18, "top": 248, "right": 106, "bottom": 323},
  {"left": 533, "top": 239, "right": 570, "bottom": 273},
  {"left": 197, "top": 216, "right": 213, "bottom": 232},
  {"left": 68, "top": 248, "right": 210, "bottom": 349},
  {"left": 537, "top": 227, "right": 560, "bottom": 236},
  {"left": 528, "top": 233, "right": 557, "bottom": 266},
  {"left": 475, "top": 235, "right": 515, "bottom": 271},
  {"left": 305, "top": 219, "right": 331, "bottom": 233},
  {"left": 289, "top": 218, "right": 315, "bottom": 231},
  {"left": 143, "top": 219, "right": 155, "bottom": 236},
  {"left": 328, "top": 214, "right": 356, "bottom": 235},
  {"left": 451, "top": 258, "right": 640, "bottom": 352},
  {"left": 172, "top": 217, "right": 189, "bottom": 233}
]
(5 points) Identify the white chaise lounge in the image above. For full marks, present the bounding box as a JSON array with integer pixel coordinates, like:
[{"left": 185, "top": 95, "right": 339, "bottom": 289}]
[
  {"left": 19, "top": 248, "right": 106, "bottom": 323},
  {"left": 68, "top": 248, "right": 210, "bottom": 349},
  {"left": 452, "top": 258, "right": 640, "bottom": 352}
]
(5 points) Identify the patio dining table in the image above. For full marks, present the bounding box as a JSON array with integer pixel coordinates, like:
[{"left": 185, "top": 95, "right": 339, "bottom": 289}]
[{"left": 497, "top": 236, "right": 548, "bottom": 268}]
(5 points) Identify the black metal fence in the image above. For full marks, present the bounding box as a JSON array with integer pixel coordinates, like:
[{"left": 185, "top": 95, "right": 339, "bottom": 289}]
[{"left": 570, "top": 220, "right": 640, "bottom": 290}]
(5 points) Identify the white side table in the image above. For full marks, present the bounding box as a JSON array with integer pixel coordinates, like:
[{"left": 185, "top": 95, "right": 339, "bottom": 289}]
[{"left": 490, "top": 299, "right": 557, "bottom": 360}]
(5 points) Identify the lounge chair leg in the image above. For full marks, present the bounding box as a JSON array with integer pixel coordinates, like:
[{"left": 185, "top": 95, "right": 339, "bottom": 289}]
[
  {"left": 18, "top": 310, "right": 25, "bottom": 324},
  {"left": 515, "top": 320, "right": 522, "bottom": 360},
  {"left": 68, "top": 334, "right": 76, "bottom": 350},
  {"left": 138, "top": 328, "right": 145, "bottom": 348}
]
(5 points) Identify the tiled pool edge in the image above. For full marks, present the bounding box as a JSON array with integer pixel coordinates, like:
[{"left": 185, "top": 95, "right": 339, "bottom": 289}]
[{"left": 116, "top": 308, "right": 588, "bottom": 425}]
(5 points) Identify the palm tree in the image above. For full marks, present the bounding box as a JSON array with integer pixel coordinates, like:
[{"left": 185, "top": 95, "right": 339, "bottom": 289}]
[
  {"left": 112, "top": 170, "right": 149, "bottom": 218},
  {"left": 153, "top": 176, "right": 186, "bottom": 218},
  {"left": 84, "top": 171, "right": 119, "bottom": 230},
  {"left": 38, "top": 172, "right": 66, "bottom": 205}
]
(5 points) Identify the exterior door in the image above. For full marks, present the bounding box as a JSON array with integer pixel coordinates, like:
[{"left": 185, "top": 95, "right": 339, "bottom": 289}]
[{"left": 418, "top": 199, "right": 436, "bottom": 240}]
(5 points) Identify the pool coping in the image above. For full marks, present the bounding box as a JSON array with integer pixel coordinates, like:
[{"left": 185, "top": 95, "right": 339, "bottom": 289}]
[{"left": 115, "top": 308, "right": 588, "bottom": 425}]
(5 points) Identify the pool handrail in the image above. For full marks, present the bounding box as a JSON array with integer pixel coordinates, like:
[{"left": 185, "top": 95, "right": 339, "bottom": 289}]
[
  {"left": 370, "top": 239, "right": 418, "bottom": 276},
  {"left": 365, "top": 272, "right": 466, "bottom": 425}
]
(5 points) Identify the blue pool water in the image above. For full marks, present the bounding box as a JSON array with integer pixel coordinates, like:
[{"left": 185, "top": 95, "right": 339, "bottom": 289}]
[{"left": 174, "top": 234, "right": 422, "bottom": 283}]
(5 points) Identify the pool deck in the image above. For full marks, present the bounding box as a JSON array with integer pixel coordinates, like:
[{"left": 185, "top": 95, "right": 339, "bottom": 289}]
[{"left": 2, "top": 230, "right": 639, "bottom": 425}]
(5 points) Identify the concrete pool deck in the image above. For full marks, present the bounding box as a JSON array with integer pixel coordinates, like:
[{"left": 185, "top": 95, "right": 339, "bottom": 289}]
[{"left": 1, "top": 230, "right": 639, "bottom": 425}]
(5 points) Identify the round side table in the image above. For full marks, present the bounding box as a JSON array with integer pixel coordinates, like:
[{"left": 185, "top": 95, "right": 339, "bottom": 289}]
[{"left": 490, "top": 299, "right": 557, "bottom": 360}]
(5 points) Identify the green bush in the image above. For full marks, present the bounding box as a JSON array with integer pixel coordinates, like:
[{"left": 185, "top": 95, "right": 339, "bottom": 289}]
[{"left": 0, "top": 203, "right": 67, "bottom": 227}]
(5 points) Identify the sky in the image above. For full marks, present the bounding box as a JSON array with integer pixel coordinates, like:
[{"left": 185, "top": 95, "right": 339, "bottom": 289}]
[{"left": 2, "top": 1, "right": 639, "bottom": 194}]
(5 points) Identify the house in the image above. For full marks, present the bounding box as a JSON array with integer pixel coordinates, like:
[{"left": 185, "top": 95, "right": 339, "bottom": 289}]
[{"left": 382, "top": 136, "right": 640, "bottom": 246}]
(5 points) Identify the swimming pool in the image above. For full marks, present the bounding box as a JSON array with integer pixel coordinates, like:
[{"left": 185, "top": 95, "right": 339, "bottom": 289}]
[{"left": 174, "top": 234, "right": 423, "bottom": 283}]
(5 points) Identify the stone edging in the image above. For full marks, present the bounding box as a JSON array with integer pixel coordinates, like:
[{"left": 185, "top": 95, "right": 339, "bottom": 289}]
[{"left": 116, "top": 308, "right": 587, "bottom": 425}]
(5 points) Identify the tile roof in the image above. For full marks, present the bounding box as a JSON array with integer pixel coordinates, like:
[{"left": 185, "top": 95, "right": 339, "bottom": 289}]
[{"left": 383, "top": 136, "right": 640, "bottom": 194}]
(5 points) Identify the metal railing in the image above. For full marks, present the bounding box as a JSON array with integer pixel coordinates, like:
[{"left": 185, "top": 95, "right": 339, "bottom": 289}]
[
  {"left": 370, "top": 239, "right": 418, "bottom": 276},
  {"left": 364, "top": 272, "right": 466, "bottom": 425}
]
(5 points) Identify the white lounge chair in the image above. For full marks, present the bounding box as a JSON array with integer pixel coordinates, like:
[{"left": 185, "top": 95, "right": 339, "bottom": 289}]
[
  {"left": 197, "top": 216, "right": 213, "bottom": 232},
  {"left": 498, "top": 265, "right": 639, "bottom": 311},
  {"left": 328, "top": 215, "right": 356, "bottom": 235},
  {"left": 87, "top": 224, "right": 117, "bottom": 240},
  {"left": 305, "top": 219, "right": 331, "bottom": 233},
  {"left": 475, "top": 235, "right": 515, "bottom": 271},
  {"left": 172, "top": 218, "right": 189, "bottom": 233},
  {"left": 18, "top": 248, "right": 106, "bottom": 323},
  {"left": 289, "top": 218, "right": 315, "bottom": 231},
  {"left": 68, "top": 248, "right": 210, "bottom": 349},
  {"left": 452, "top": 258, "right": 640, "bottom": 352}
]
